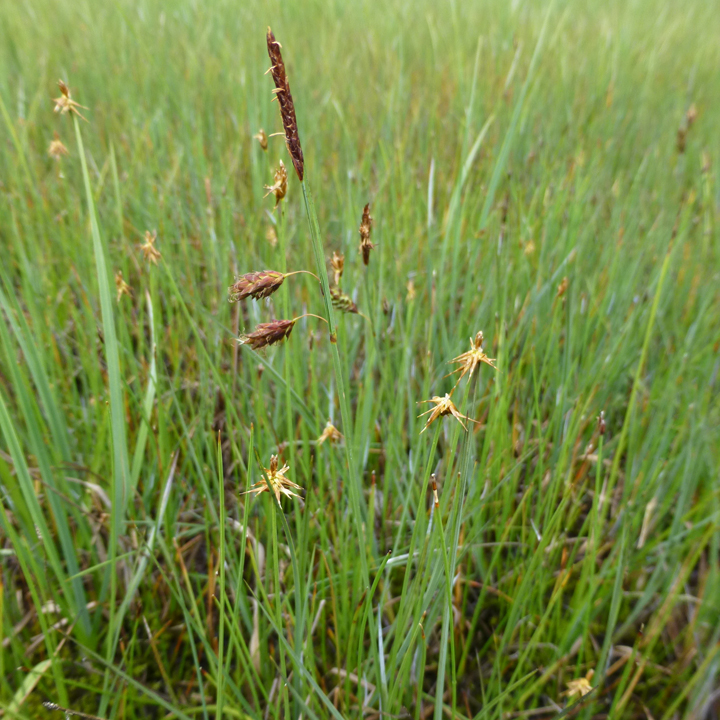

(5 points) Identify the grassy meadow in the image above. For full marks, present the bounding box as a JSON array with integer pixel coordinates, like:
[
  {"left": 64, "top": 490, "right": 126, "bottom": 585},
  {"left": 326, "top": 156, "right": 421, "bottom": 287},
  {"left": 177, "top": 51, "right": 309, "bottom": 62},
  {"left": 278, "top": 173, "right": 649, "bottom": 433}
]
[{"left": 1, "top": 0, "right": 719, "bottom": 718}]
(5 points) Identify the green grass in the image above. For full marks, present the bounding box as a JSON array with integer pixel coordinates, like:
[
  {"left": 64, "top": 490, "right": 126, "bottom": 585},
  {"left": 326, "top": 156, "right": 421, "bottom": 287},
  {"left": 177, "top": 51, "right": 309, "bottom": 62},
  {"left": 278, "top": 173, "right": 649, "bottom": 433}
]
[{"left": 1, "top": 0, "right": 719, "bottom": 718}]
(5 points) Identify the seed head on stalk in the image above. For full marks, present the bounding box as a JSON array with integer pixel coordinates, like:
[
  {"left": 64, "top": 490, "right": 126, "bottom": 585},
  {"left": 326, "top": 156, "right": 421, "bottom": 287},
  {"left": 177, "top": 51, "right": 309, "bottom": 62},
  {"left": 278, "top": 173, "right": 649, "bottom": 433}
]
[
  {"left": 317, "top": 420, "right": 343, "bottom": 446},
  {"left": 140, "top": 230, "right": 161, "bottom": 265},
  {"left": 446, "top": 331, "right": 496, "bottom": 387},
  {"left": 266, "top": 28, "right": 304, "bottom": 181},
  {"left": 239, "top": 319, "right": 297, "bottom": 350},
  {"left": 417, "top": 393, "right": 479, "bottom": 434},
  {"left": 264, "top": 160, "right": 288, "bottom": 207},
  {"left": 239, "top": 313, "right": 327, "bottom": 350},
  {"left": 228, "top": 269, "right": 319, "bottom": 302},
  {"left": 247, "top": 454, "right": 303, "bottom": 504},
  {"left": 330, "top": 251, "right": 345, "bottom": 286},
  {"left": 254, "top": 128, "right": 268, "bottom": 150},
  {"left": 359, "top": 203, "right": 375, "bottom": 265},
  {"left": 48, "top": 132, "right": 69, "bottom": 160},
  {"left": 53, "top": 80, "right": 88, "bottom": 122},
  {"left": 330, "top": 286, "right": 359, "bottom": 314}
]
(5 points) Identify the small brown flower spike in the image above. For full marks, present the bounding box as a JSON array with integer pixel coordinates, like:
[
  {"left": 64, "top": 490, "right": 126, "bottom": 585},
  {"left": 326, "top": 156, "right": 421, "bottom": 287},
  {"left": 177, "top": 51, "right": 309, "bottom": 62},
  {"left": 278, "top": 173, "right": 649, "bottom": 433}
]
[
  {"left": 140, "top": 230, "right": 161, "bottom": 264},
  {"left": 254, "top": 128, "right": 268, "bottom": 150},
  {"left": 330, "top": 286, "right": 359, "bottom": 314},
  {"left": 330, "top": 251, "right": 345, "bottom": 286},
  {"left": 359, "top": 203, "right": 375, "bottom": 265},
  {"left": 418, "top": 393, "right": 478, "bottom": 434},
  {"left": 248, "top": 454, "right": 303, "bottom": 504},
  {"left": 48, "top": 132, "right": 69, "bottom": 160},
  {"left": 317, "top": 420, "right": 343, "bottom": 446},
  {"left": 53, "top": 80, "right": 88, "bottom": 122},
  {"left": 562, "top": 669, "right": 594, "bottom": 699},
  {"left": 266, "top": 28, "right": 304, "bottom": 181},
  {"left": 229, "top": 270, "right": 285, "bottom": 302},
  {"left": 115, "top": 271, "right": 131, "bottom": 302},
  {"left": 264, "top": 160, "right": 288, "bottom": 207},
  {"left": 239, "top": 319, "right": 297, "bottom": 350},
  {"left": 447, "top": 331, "right": 496, "bottom": 387}
]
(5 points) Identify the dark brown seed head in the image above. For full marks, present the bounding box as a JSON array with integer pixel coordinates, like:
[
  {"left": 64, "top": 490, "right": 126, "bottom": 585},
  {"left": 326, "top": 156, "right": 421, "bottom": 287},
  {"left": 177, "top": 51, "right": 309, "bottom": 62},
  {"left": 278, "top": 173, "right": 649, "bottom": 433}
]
[
  {"left": 598, "top": 411, "right": 606, "bottom": 436},
  {"left": 239, "top": 319, "right": 296, "bottom": 350},
  {"left": 229, "top": 270, "right": 285, "bottom": 302},
  {"left": 330, "top": 286, "right": 358, "bottom": 314},
  {"left": 359, "top": 203, "right": 375, "bottom": 265},
  {"left": 266, "top": 28, "right": 304, "bottom": 181}
]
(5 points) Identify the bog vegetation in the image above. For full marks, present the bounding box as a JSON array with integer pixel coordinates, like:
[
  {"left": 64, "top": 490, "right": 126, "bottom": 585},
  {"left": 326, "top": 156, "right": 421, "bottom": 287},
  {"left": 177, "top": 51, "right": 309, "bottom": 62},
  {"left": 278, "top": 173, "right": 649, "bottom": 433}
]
[{"left": 0, "top": 1, "right": 718, "bottom": 719}]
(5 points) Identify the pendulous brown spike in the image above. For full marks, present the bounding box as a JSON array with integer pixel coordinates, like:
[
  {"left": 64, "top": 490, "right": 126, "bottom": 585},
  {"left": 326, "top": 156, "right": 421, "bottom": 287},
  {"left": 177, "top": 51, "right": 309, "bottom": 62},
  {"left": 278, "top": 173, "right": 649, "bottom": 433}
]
[
  {"left": 228, "top": 270, "right": 285, "bottom": 302},
  {"left": 330, "top": 286, "right": 359, "bottom": 314},
  {"left": 239, "top": 319, "right": 296, "bottom": 350},
  {"left": 266, "top": 28, "right": 304, "bottom": 181}
]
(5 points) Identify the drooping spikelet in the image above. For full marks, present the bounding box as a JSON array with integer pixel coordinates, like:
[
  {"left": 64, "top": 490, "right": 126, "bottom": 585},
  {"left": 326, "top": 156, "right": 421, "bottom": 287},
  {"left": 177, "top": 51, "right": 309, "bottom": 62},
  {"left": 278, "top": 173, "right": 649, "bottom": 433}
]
[
  {"left": 359, "top": 203, "right": 375, "bottom": 265},
  {"left": 239, "top": 319, "right": 296, "bottom": 350},
  {"left": 266, "top": 28, "right": 304, "bottom": 181},
  {"left": 247, "top": 454, "right": 303, "bottom": 504},
  {"left": 52, "top": 80, "right": 88, "bottom": 121},
  {"left": 228, "top": 271, "right": 285, "bottom": 302},
  {"left": 330, "top": 286, "right": 359, "bottom": 314},
  {"left": 264, "top": 160, "right": 288, "bottom": 207}
]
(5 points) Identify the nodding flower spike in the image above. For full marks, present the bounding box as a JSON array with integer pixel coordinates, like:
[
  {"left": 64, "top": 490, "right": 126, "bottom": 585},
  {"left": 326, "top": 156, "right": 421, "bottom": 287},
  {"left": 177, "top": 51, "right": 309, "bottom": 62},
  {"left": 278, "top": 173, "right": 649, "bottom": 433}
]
[
  {"left": 228, "top": 270, "right": 285, "bottom": 302},
  {"left": 330, "top": 286, "right": 359, "bottom": 314},
  {"left": 239, "top": 319, "right": 297, "bottom": 350},
  {"left": 266, "top": 28, "right": 304, "bottom": 181}
]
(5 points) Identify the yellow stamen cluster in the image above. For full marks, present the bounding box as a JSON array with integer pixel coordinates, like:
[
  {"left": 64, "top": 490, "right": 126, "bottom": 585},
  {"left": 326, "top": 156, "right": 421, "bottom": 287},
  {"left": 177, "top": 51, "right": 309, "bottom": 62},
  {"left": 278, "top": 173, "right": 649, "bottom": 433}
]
[
  {"left": 140, "top": 230, "right": 161, "bottom": 264},
  {"left": 247, "top": 455, "right": 303, "bottom": 504},
  {"left": 264, "top": 160, "right": 288, "bottom": 207},
  {"left": 52, "top": 80, "right": 88, "bottom": 122}
]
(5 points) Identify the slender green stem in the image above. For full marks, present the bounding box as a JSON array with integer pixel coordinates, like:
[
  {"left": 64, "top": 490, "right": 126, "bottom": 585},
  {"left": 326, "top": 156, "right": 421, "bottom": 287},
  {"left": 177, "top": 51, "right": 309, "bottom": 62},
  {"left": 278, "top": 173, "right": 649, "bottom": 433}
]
[{"left": 300, "top": 179, "right": 370, "bottom": 589}]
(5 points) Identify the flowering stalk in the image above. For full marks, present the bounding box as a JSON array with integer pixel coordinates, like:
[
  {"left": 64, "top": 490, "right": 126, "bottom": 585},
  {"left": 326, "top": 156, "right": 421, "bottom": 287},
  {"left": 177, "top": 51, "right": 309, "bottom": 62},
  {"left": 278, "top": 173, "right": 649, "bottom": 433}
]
[
  {"left": 301, "top": 180, "right": 370, "bottom": 587},
  {"left": 265, "top": 25, "right": 370, "bottom": 591}
]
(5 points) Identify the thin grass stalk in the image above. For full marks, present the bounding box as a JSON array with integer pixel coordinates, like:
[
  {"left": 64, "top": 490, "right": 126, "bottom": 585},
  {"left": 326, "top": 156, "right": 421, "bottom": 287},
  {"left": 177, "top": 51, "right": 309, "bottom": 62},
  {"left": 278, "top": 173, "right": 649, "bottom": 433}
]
[
  {"left": 432, "top": 484, "right": 458, "bottom": 720},
  {"left": 301, "top": 180, "right": 370, "bottom": 589},
  {"left": 73, "top": 113, "right": 131, "bottom": 717},
  {"left": 267, "top": 494, "right": 290, "bottom": 719},
  {"left": 216, "top": 434, "right": 226, "bottom": 720}
]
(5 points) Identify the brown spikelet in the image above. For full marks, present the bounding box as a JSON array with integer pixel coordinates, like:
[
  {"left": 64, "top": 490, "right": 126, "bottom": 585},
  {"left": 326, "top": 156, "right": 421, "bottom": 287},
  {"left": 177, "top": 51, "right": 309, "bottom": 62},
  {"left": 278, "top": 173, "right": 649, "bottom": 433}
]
[
  {"left": 48, "top": 132, "right": 69, "bottom": 160},
  {"left": 254, "top": 128, "right": 268, "bottom": 150},
  {"left": 53, "top": 80, "right": 88, "bottom": 122},
  {"left": 417, "top": 393, "right": 479, "bottom": 434},
  {"left": 359, "top": 203, "right": 375, "bottom": 265},
  {"left": 330, "top": 286, "right": 358, "bottom": 314},
  {"left": 330, "top": 251, "right": 345, "bottom": 286},
  {"left": 446, "top": 331, "right": 497, "bottom": 387},
  {"left": 239, "top": 319, "right": 296, "bottom": 350},
  {"left": 264, "top": 160, "right": 288, "bottom": 207},
  {"left": 266, "top": 28, "right": 304, "bottom": 181},
  {"left": 229, "top": 271, "right": 285, "bottom": 302}
]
